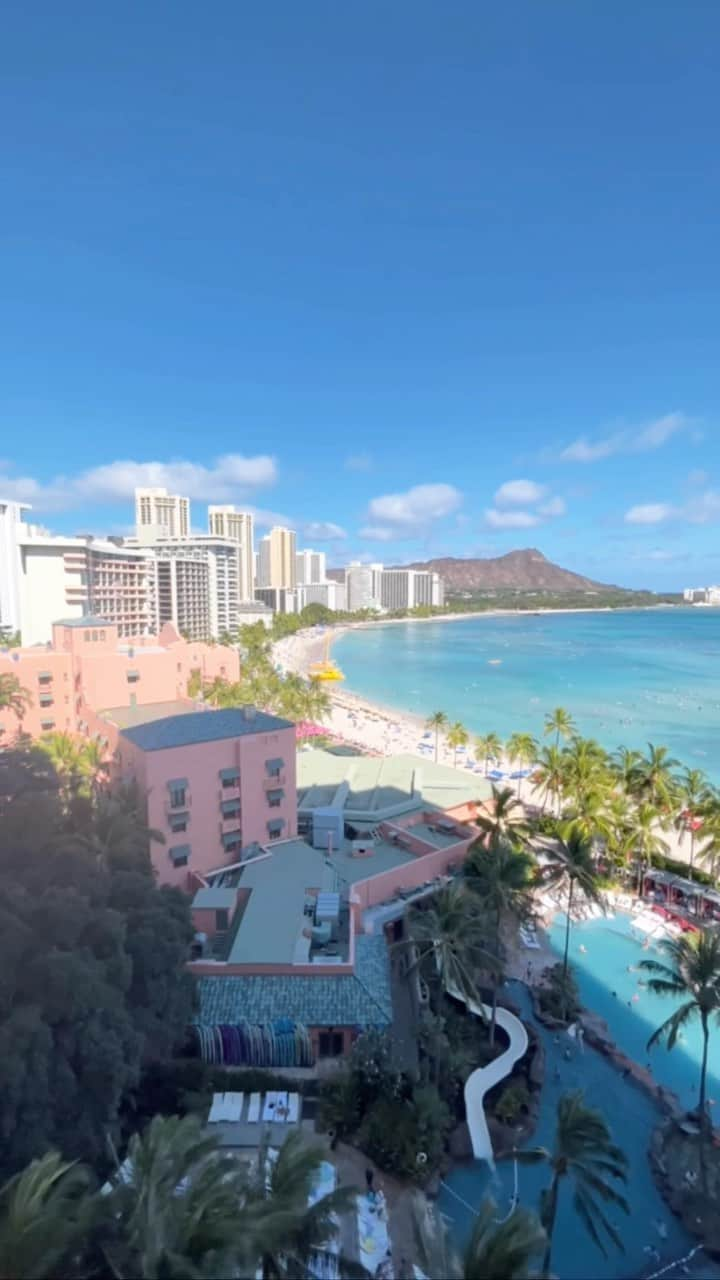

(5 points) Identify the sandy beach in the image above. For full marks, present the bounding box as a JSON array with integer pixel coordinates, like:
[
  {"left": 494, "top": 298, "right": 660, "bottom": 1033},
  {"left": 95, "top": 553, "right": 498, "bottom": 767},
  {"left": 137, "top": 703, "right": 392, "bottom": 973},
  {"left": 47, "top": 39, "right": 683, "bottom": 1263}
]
[
  {"left": 274, "top": 627, "right": 512, "bottom": 775},
  {"left": 275, "top": 626, "right": 710, "bottom": 876}
]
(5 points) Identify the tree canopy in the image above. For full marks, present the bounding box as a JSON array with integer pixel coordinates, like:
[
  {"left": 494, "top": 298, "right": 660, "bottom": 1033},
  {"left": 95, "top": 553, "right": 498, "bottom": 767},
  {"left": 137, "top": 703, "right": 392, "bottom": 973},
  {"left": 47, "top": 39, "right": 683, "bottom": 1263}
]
[{"left": 0, "top": 753, "right": 196, "bottom": 1178}]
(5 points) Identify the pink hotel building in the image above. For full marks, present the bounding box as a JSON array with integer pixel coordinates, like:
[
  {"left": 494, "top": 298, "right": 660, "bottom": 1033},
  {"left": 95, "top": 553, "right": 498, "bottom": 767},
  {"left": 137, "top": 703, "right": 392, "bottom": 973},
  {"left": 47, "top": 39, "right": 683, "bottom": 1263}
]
[
  {"left": 1, "top": 613, "right": 487, "bottom": 1070},
  {"left": 0, "top": 616, "right": 239, "bottom": 744}
]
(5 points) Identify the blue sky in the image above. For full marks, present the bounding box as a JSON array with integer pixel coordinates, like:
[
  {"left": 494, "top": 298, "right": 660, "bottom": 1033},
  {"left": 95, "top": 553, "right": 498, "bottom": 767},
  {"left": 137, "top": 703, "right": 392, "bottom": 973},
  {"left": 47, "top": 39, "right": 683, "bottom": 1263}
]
[{"left": 2, "top": 2, "right": 719, "bottom": 590}]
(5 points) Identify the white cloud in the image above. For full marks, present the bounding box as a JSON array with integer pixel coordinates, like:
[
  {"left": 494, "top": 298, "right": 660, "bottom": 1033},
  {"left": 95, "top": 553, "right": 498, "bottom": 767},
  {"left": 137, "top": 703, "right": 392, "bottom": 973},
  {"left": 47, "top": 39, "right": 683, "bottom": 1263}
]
[
  {"left": 0, "top": 454, "right": 278, "bottom": 513},
  {"left": 359, "top": 524, "right": 399, "bottom": 542},
  {"left": 368, "top": 482, "right": 462, "bottom": 527},
  {"left": 560, "top": 412, "right": 688, "bottom": 463},
  {"left": 484, "top": 508, "right": 542, "bottom": 530},
  {"left": 360, "top": 483, "right": 463, "bottom": 542},
  {"left": 344, "top": 453, "right": 373, "bottom": 472},
  {"left": 494, "top": 479, "right": 547, "bottom": 507},
  {"left": 625, "top": 503, "right": 675, "bottom": 525},
  {"left": 484, "top": 481, "right": 566, "bottom": 530},
  {"left": 302, "top": 520, "right": 347, "bottom": 541},
  {"left": 537, "top": 496, "right": 566, "bottom": 517},
  {"left": 690, "top": 491, "right": 720, "bottom": 524}
]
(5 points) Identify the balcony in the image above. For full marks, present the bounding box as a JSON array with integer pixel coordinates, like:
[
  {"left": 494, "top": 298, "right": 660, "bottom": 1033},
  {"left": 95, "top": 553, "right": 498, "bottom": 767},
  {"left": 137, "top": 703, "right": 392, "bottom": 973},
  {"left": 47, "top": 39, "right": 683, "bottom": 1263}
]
[
  {"left": 165, "top": 793, "right": 192, "bottom": 815},
  {"left": 263, "top": 773, "right": 286, "bottom": 789}
]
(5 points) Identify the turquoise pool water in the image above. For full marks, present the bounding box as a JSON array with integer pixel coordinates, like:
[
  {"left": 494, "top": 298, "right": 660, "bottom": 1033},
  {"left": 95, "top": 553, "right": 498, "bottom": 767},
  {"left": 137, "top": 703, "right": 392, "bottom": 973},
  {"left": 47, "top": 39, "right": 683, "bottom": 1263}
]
[
  {"left": 547, "top": 913, "right": 720, "bottom": 1114},
  {"left": 438, "top": 912, "right": 720, "bottom": 1278},
  {"left": 334, "top": 608, "right": 720, "bottom": 778}
]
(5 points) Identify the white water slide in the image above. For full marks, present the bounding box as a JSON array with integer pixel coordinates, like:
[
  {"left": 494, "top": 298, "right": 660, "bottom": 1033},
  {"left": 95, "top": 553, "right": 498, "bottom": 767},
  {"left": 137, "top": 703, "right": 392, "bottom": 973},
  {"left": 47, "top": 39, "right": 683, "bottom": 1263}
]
[{"left": 446, "top": 980, "right": 529, "bottom": 1165}]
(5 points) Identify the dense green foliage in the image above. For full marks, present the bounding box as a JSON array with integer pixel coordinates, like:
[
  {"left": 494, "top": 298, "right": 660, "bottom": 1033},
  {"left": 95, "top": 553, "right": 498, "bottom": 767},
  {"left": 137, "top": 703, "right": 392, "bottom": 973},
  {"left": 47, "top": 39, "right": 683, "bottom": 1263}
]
[
  {"left": 0, "top": 753, "right": 195, "bottom": 1179},
  {"left": 197, "top": 623, "right": 332, "bottom": 723},
  {"left": 0, "top": 1115, "right": 355, "bottom": 1280},
  {"left": 414, "top": 1193, "right": 546, "bottom": 1280},
  {"left": 318, "top": 1030, "right": 451, "bottom": 1183}
]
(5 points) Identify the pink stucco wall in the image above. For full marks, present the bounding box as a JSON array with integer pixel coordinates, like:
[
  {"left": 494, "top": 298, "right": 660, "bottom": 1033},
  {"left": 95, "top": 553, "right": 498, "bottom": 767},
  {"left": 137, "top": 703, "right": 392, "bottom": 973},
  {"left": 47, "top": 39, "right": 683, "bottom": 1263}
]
[
  {"left": 118, "top": 721, "right": 298, "bottom": 888},
  {"left": 0, "top": 620, "right": 239, "bottom": 742},
  {"left": 348, "top": 831, "right": 477, "bottom": 912}
]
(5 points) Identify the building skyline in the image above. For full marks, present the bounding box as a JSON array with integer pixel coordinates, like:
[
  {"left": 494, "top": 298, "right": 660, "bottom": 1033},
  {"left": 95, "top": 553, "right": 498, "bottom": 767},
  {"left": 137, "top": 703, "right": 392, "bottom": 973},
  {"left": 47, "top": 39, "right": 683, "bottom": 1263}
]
[
  {"left": 257, "top": 526, "right": 297, "bottom": 590},
  {"left": 135, "top": 487, "right": 191, "bottom": 544}
]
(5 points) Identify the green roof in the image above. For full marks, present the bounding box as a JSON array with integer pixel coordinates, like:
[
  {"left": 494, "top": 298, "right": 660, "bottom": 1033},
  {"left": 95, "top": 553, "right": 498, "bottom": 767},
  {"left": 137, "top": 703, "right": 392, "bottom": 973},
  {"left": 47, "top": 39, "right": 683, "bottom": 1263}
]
[
  {"left": 55, "top": 615, "right": 111, "bottom": 628},
  {"left": 297, "top": 749, "right": 490, "bottom": 821},
  {"left": 228, "top": 839, "right": 334, "bottom": 965},
  {"left": 196, "top": 934, "right": 392, "bottom": 1028},
  {"left": 119, "top": 708, "right": 293, "bottom": 752}
]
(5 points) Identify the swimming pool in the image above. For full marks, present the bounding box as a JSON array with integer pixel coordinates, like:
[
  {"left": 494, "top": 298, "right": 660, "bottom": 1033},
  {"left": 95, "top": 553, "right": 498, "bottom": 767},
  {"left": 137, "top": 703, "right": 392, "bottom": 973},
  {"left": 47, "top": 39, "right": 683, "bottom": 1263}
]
[
  {"left": 437, "top": 911, "right": 719, "bottom": 1280},
  {"left": 546, "top": 912, "right": 720, "bottom": 1114}
]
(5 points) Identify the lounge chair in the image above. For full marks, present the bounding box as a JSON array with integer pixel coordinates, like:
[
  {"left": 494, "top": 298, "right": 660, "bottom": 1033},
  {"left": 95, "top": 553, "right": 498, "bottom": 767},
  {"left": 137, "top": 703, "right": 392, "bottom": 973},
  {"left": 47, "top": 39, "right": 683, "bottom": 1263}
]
[
  {"left": 287, "top": 1093, "right": 300, "bottom": 1123},
  {"left": 207, "top": 1093, "right": 224, "bottom": 1123},
  {"left": 227, "top": 1091, "right": 244, "bottom": 1121},
  {"left": 247, "top": 1092, "right": 261, "bottom": 1123}
]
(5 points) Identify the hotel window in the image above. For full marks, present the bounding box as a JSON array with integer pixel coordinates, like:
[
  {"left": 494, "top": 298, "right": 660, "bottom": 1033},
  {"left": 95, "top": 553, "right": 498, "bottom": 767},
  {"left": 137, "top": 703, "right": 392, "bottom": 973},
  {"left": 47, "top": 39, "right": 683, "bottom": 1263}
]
[
  {"left": 38, "top": 671, "right": 52, "bottom": 684},
  {"left": 127, "top": 669, "right": 140, "bottom": 682},
  {"left": 267, "top": 789, "right": 284, "bottom": 808},
  {"left": 265, "top": 757, "right": 284, "bottom": 777},
  {"left": 267, "top": 819, "right": 284, "bottom": 839},
  {"left": 221, "top": 799, "right": 241, "bottom": 818},
  {"left": 318, "top": 1031, "right": 344, "bottom": 1058},
  {"left": 167, "top": 778, "right": 188, "bottom": 809},
  {"left": 84, "top": 631, "right": 90, "bottom": 641},
  {"left": 169, "top": 813, "right": 188, "bottom": 834},
  {"left": 221, "top": 831, "right": 242, "bottom": 851},
  {"left": 92, "top": 631, "right": 99, "bottom": 642},
  {"left": 216, "top": 909, "right": 229, "bottom": 932},
  {"left": 100, "top": 630, "right": 106, "bottom": 640},
  {"left": 219, "top": 767, "right": 240, "bottom": 788},
  {"left": 169, "top": 844, "right": 190, "bottom": 868},
  {"left": 41, "top": 719, "right": 55, "bottom": 731}
]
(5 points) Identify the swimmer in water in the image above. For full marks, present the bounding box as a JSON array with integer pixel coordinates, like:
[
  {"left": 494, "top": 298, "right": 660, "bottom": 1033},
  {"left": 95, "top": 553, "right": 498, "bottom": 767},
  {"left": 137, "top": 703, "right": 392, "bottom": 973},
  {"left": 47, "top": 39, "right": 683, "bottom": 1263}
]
[
  {"left": 579, "top": 944, "right": 587, "bottom": 953},
  {"left": 632, "top": 993, "right": 640, "bottom": 1002}
]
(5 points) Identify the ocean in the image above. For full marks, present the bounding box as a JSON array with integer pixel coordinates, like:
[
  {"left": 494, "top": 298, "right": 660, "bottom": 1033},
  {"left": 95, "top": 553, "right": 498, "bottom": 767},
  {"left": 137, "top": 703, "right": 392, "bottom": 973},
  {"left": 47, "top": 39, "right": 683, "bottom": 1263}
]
[{"left": 333, "top": 607, "right": 720, "bottom": 779}]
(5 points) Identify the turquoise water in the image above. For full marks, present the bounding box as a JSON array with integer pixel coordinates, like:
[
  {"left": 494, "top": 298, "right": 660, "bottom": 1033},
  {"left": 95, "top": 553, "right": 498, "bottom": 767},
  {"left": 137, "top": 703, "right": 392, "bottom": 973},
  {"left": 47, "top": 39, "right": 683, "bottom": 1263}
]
[
  {"left": 334, "top": 608, "right": 720, "bottom": 778},
  {"left": 439, "top": 916, "right": 720, "bottom": 1279}
]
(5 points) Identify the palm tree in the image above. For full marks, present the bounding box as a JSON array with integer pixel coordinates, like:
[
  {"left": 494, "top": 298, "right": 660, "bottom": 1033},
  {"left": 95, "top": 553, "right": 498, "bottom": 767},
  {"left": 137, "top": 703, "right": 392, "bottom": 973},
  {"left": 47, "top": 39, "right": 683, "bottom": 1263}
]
[
  {"left": 103, "top": 1113, "right": 255, "bottom": 1279},
  {"left": 698, "top": 800, "right": 720, "bottom": 885},
  {"left": 506, "top": 733, "right": 537, "bottom": 797},
  {"left": 632, "top": 743, "right": 681, "bottom": 813},
  {"left": 544, "top": 706, "right": 576, "bottom": 749},
  {"left": 538, "top": 821, "right": 604, "bottom": 1004},
  {"left": 0, "top": 673, "right": 32, "bottom": 725},
  {"left": 532, "top": 745, "right": 568, "bottom": 816},
  {"left": 561, "top": 737, "right": 610, "bottom": 813},
  {"left": 475, "top": 784, "right": 531, "bottom": 847},
  {"left": 626, "top": 801, "right": 670, "bottom": 896},
  {"left": 250, "top": 1131, "right": 357, "bottom": 1280},
  {"left": 675, "top": 767, "right": 711, "bottom": 880},
  {"left": 465, "top": 837, "right": 534, "bottom": 1042},
  {"left": 413, "top": 1193, "right": 545, "bottom": 1280},
  {"left": 78, "top": 738, "right": 109, "bottom": 794},
  {"left": 640, "top": 931, "right": 720, "bottom": 1191},
  {"left": 408, "top": 881, "right": 490, "bottom": 1006},
  {"left": 203, "top": 675, "right": 232, "bottom": 707},
  {"left": 475, "top": 732, "right": 503, "bottom": 777},
  {"left": 516, "top": 1091, "right": 628, "bottom": 1276},
  {"left": 611, "top": 746, "right": 644, "bottom": 796},
  {"left": 0, "top": 1151, "right": 92, "bottom": 1280},
  {"left": 426, "top": 711, "right": 448, "bottom": 763},
  {"left": 447, "top": 720, "right": 470, "bottom": 767},
  {"left": 37, "top": 730, "right": 84, "bottom": 794},
  {"left": 186, "top": 668, "right": 203, "bottom": 699}
]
